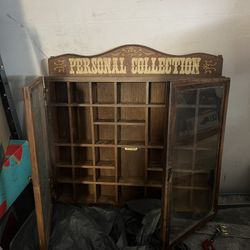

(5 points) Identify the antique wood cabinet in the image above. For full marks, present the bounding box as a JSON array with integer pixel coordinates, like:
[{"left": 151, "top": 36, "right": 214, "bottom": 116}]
[{"left": 23, "top": 45, "right": 230, "bottom": 250}]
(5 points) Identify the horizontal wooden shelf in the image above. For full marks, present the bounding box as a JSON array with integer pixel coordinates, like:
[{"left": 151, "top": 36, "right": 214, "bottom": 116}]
[
  {"left": 173, "top": 185, "right": 211, "bottom": 191},
  {"left": 57, "top": 177, "right": 72, "bottom": 183},
  {"left": 95, "top": 139, "right": 115, "bottom": 145},
  {"left": 96, "top": 160, "right": 115, "bottom": 167},
  {"left": 97, "top": 195, "right": 116, "bottom": 205},
  {"left": 96, "top": 176, "right": 115, "bottom": 183},
  {"left": 147, "top": 167, "right": 163, "bottom": 172},
  {"left": 75, "top": 175, "right": 94, "bottom": 184},
  {"left": 76, "top": 195, "right": 95, "bottom": 204},
  {"left": 49, "top": 103, "right": 165, "bottom": 108},
  {"left": 176, "top": 104, "right": 218, "bottom": 108},
  {"left": 174, "top": 146, "right": 213, "bottom": 151}
]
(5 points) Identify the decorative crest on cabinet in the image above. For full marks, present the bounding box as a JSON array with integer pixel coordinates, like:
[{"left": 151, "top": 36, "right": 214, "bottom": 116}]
[{"left": 48, "top": 45, "right": 223, "bottom": 77}]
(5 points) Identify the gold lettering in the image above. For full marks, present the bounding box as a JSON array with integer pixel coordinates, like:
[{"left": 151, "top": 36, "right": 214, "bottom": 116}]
[
  {"left": 69, "top": 58, "right": 76, "bottom": 74},
  {"left": 165, "top": 58, "right": 172, "bottom": 74},
  {"left": 179, "top": 58, "right": 186, "bottom": 74},
  {"left": 131, "top": 58, "right": 137, "bottom": 74},
  {"left": 184, "top": 58, "right": 192, "bottom": 74},
  {"left": 119, "top": 57, "right": 126, "bottom": 73},
  {"left": 97, "top": 58, "right": 104, "bottom": 74},
  {"left": 151, "top": 58, "right": 157, "bottom": 73},
  {"left": 137, "top": 58, "right": 144, "bottom": 74},
  {"left": 144, "top": 57, "right": 151, "bottom": 74},
  {"left": 158, "top": 58, "right": 165, "bottom": 74},
  {"left": 172, "top": 58, "right": 180, "bottom": 74},
  {"left": 76, "top": 59, "right": 84, "bottom": 74},
  {"left": 91, "top": 58, "right": 97, "bottom": 74},
  {"left": 103, "top": 58, "right": 111, "bottom": 74},
  {"left": 191, "top": 57, "right": 201, "bottom": 74},
  {"left": 82, "top": 58, "right": 91, "bottom": 73}
]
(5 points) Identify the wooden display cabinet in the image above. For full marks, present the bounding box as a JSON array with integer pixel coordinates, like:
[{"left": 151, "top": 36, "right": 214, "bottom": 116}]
[{"left": 23, "top": 45, "right": 230, "bottom": 249}]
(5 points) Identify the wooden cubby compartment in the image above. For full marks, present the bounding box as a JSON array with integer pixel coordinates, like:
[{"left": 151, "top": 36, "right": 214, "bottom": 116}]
[
  {"left": 49, "top": 81, "right": 68, "bottom": 103},
  {"left": 92, "top": 82, "right": 114, "bottom": 104},
  {"left": 118, "top": 82, "right": 146, "bottom": 104},
  {"left": 75, "top": 168, "right": 93, "bottom": 183},
  {"left": 57, "top": 167, "right": 72, "bottom": 183},
  {"left": 75, "top": 184, "right": 95, "bottom": 203},
  {"left": 149, "top": 82, "right": 166, "bottom": 104},
  {"left": 118, "top": 148, "right": 145, "bottom": 184},
  {"left": 74, "top": 147, "right": 93, "bottom": 166},
  {"left": 57, "top": 183, "right": 73, "bottom": 202},
  {"left": 149, "top": 108, "right": 165, "bottom": 146},
  {"left": 96, "top": 185, "right": 116, "bottom": 204},
  {"left": 148, "top": 149, "right": 164, "bottom": 170},
  {"left": 72, "top": 107, "right": 92, "bottom": 143},
  {"left": 51, "top": 107, "right": 70, "bottom": 143},
  {"left": 94, "top": 125, "right": 115, "bottom": 144},
  {"left": 95, "top": 147, "right": 115, "bottom": 167},
  {"left": 55, "top": 146, "right": 72, "bottom": 165},
  {"left": 93, "top": 107, "right": 115, "bottom": 123},
  {"left": 70, "top": 82, "right": 90, "bottom": 103}
]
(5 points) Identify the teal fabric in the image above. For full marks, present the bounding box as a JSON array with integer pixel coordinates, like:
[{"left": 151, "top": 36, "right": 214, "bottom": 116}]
[{"left": 0, "top": 140, "right": 31, "bottom": 218}]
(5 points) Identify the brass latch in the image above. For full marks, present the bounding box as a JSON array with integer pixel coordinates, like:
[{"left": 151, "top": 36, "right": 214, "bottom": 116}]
[{"left": 124, "top": 147, "right": 138, "bottom": 151}]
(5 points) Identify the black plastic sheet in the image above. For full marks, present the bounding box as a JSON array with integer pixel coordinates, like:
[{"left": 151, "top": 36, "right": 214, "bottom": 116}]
[{"left": 10, "top": 199, "right": 162, "bottom": 250}]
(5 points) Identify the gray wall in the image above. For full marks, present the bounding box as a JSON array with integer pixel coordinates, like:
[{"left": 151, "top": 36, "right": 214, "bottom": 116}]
[{"left": 0, "top": 0, "right": 250, "bottom": 193}]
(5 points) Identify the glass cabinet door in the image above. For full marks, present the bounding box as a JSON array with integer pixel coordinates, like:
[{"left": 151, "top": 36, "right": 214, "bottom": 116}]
[{"left": 163, "top": 79, "right": 230, "bottom": 247}]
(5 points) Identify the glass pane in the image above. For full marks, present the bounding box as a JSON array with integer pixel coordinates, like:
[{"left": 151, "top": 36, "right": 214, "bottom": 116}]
[{"left": 170, "top": 86, "right": 224, "bottom": 242}]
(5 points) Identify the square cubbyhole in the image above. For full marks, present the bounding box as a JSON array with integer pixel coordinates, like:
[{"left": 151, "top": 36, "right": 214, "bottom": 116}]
[
  {"left": 96, "top": 169, "right": 115, "bottom": 183},
  {"left": 118, "top": 107, "right": 145, "bottom": 123},
  {"left": 118, "top": 125, "right": 145, "bottom": 145},
  {"left": 74, "top": 147, "right": 93, "bottom": 166},
  {"left": 149, "top": 108, "right": 165, "bottom": 146},
  {"left": 56, "top": 183, "right": 73, "bottom": 202},
  {"left": 118, "top": 147, "right": 145, "bottom": 183},
  {"left": 97, "top": 185, "right": 116, "bottom": 204},
  {"left": 118, "top": 82, "right": 146, "bottom": 104},
  {"left": 147, "top": 170, "right": 162, "bottom": 186},
  {"left": 50, "top": 107, "right": 70, "bottom": 143},
  {"left": 92, "top": 82, "right": 114, "bottom": 104},
  {"left": 95, "top": 147, "right": 115, "bottom": 167},
  {"left": 148, "top": 149, "right": 164, "bottom": 169},
  {"left": 95, "top": 125, "right": 115, "bottom": 144},
  {"left": 56, "top": 167, "right": 72, "bottom": 183},
  {"left": 75, "top": 184, "right": 95, "bottom": 203},
  {"left": 119, "top": 186, "right": 144, "bottom": 204},
  {"left": 93, "top": 107, "right": 115, "bottom": 123},
  {"left": 70, "top": 82, "right": 90, "bottom": 103},
  {"left": 72, "top": 107, "right": 92, "bottom": 143},
  {"left": 55, "top": 146, "right": 71, "bottom": 165},
  {"left": 49, "top": 81, "right": 68, "bottom": 103},
  {"left": 149, "top": 82, "right": 166, "bottom": 104},
  {"left": 146, "top": 187, "right": 162, "bottom": 200},
  {"left": 75, "top": 168, "right": 93, "bottom": 183}
]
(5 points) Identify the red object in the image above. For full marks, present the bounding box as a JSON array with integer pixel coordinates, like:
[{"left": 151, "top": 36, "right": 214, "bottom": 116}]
[
  {"left": 3, "top": 144, "right": 23, "bottom": 167},
  {"left": 0, "top": 200, "right": 7, "bottom": 217},
  {"left": 202, "top": 239, "right": 216, "bottom": 250}
]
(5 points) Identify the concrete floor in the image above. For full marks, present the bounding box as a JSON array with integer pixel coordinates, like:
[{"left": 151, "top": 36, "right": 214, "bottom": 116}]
[{"left": 184, "top": 207, "right": 250, "bottom": 250}]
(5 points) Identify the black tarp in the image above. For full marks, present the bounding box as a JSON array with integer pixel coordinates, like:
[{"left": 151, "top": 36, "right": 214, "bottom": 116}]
[{"left": 10, "top": 199, "right": 162, "bottom": 250}]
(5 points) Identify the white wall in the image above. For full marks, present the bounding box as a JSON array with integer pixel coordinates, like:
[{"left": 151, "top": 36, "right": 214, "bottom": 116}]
[{"left": 0, "top": 0, "right": 250, "bottom": 193}]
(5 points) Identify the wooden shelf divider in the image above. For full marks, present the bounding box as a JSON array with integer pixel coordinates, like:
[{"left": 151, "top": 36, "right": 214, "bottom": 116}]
[
  {"left": 67, "top": 82, "right": 75, "bottom": 201},
  {"left": 89, "top": 82, "right": 97, "bottom": 202}
]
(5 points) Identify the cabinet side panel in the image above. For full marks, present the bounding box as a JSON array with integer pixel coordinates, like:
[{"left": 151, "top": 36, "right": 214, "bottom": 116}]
[{"left": 23, "top": 77, "right": 52, "bottom": 250}]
